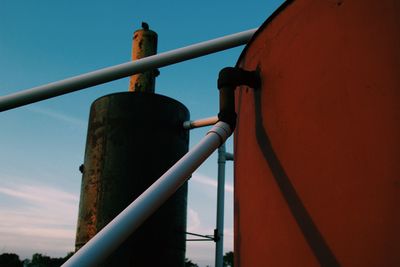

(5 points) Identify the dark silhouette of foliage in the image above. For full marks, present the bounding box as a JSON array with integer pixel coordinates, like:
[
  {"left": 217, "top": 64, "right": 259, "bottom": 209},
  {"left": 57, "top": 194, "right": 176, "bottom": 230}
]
[
  {"left": 27, "top": 253, "right": 65, "bottom": 267},
  {"left": 0, "top": 252, "right": 73, "bottom": 267},
  {"left": 0, "top": 253, "right": 22, "bottom": 267},
  {"left": 223, "top": 251, "right": 234, "bottom": 267},
  {"left": 184, "top": 258, "right": 199, "bottom": 267}
]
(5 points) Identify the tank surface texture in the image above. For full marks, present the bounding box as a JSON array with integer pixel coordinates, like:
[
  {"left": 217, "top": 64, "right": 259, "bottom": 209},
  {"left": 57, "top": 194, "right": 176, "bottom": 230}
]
[
  {"left": 75, "top": 92, "right": 189, "bottom": 267},
  {"left": 234, "top": 0, "right": 400, "bottom": 266}
]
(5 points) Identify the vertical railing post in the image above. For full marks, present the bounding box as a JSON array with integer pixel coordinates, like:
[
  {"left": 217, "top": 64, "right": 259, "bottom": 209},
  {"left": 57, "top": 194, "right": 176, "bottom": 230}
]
[{"left": 215, "top": 143, "right": 226, "bottom": 267}]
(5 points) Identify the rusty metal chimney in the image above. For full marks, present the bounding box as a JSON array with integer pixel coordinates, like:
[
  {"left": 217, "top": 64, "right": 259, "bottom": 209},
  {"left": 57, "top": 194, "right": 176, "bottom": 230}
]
[{"left": 129, "top": 22, "right": 158, "bottom": 93}]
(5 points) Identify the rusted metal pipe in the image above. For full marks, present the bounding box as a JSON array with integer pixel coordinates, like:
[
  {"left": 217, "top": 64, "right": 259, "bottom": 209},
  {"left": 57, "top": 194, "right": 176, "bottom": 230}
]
[
  {"left": 183, "top": 116, "right": 218, "bottom": 129},
  {"left": 129, "top": 22, "right": 158, "bottom": 93}
]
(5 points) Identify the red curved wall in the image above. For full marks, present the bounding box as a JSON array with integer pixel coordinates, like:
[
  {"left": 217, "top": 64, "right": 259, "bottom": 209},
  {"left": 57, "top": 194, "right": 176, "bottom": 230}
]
[{"left": 235, "top": 0, "right": 400, "bottom": 266}]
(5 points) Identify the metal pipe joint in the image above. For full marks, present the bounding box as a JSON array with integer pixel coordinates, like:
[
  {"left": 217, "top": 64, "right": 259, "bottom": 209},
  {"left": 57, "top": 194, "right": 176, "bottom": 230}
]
[
  {"left": 217, "top": 67, "right": 260, "bottom": 131},
  {"left": 207, "top": 122, "right": 231, "bottom": 146}
]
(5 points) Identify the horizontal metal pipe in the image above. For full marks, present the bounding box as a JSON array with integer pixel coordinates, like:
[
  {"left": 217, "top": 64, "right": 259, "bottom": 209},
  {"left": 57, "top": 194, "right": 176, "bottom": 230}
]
[
  {"left": 0, "top": 29, "right": 257, "bottom": 112},
  {"left": 225, "top": 152, "right": 234, "bottom": 161},
  {"left": 186, "top": 231, "right": 214, "bottom": 240},
  {"left": 186, "top": 239, "right": 214, "bottom": 242},
  {"left": 183, "top": 116, "right": 219, "bottom": 129},
  {"left": 62, "top": 121, "right": 232, "bottom": 267}
]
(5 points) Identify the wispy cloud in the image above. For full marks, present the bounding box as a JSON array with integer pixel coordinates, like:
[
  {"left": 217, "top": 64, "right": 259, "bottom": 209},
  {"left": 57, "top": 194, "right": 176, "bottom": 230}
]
[
  {"left": 186, "top": 205, "right": 234, "bottom": 267},
  {"left": 26, "top": 106, "right": 86, "bottom": 128},
  {"left": 186, "top": 173, "right": 234, "bottom": 265},
  {"left": 0, "top": 185, "right": 77, "bottom": 205},
  {"left": 187, "top": 207, "right": 201, "bottom": 232},
  {"left": 0, "top": 181, "right": 79, "bottom": 258},
  {"left": 191, "top": 172, "right": 234, "bottom": 193}
]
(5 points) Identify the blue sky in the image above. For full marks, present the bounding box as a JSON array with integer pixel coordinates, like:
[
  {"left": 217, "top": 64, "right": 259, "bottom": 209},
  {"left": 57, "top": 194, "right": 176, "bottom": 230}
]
[{"left": 0, "top": 1, "right": 283, "bottom": 266}]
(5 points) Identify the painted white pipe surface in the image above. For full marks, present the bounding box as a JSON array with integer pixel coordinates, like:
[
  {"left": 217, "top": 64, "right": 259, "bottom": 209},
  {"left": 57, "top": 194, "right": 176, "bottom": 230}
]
[
  {"left": 0, "top": 28, "right": 257, "bottom": 112},
  {"left": 183, "top": 116, "right": 219, "bottom": 129},
  {"left": 62, "top": 121, "right": 232, "bottom": 267}
]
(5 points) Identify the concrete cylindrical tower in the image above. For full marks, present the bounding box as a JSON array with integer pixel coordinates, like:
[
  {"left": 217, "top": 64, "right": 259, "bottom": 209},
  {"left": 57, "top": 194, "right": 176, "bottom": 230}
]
[{"left": 75, "top": 92, "right": 189, "bottom": 266}]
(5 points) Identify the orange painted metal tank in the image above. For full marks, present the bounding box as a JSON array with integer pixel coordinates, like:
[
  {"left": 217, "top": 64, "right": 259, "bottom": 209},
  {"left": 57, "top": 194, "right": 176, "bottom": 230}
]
[{"left": 234, "top": 0, "right": 400, "bottom": 266}]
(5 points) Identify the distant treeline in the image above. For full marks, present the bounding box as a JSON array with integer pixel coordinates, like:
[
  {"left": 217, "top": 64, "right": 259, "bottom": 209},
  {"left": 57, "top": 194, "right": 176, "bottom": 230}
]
[
  {"left": 0, "top": 252, "right": 72, "bottom": 267},
  {"left": 0, "top": 251, "right": 233, "bottom": 267}
]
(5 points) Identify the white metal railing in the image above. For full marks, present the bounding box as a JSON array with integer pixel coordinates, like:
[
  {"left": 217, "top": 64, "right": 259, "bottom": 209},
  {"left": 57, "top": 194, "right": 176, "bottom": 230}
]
[
  {"left": 62, "top": 121, "right": 232, "bottom": 267},
  {"left": 0, "top": 28, "right": 256, "bottom": 112}
]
